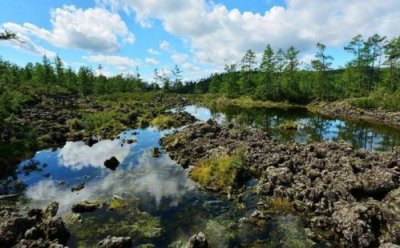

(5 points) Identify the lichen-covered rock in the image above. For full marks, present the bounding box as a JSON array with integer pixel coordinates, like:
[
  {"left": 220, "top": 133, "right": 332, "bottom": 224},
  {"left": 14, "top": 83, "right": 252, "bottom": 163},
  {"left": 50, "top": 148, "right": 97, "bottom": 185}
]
[
  {"left": 0, "top": 203, "right": 69, "bottom": 247},
  {"left": 71, "top": 200, "right": 100, "bottom": 213},
  {"left": 44, "top": 201, "right": 59, "bottom": 219},
  {"left": 161, "top": 121, "right": 400, "bottom": 247},
  {"left": 98, "top": 236, "right": 132, "bottom": 248},
  {"left": 186, "top": 232, "right": 208, "bottom": 248}
]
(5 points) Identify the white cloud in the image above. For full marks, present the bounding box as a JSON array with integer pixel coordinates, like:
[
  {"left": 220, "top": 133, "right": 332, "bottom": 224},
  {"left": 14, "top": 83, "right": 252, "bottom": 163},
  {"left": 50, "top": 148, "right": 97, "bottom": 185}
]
[
  {"left": 82, "top": 54, "right": 139, "bottom": 70},
  {"left": 1, "top": 25, "right": 56, "bottom": 57},
  {"left": 59, "top": 140, "right": 132, "bottom": 170},
  {"left": 145, "top": 58, "right": 160, "bottom": 65},
  {"left": 97, "top": 0, "right": 400, "bottom": 67},
  {"left": 171, "top": 53, "right": 188, "bottom": 64},
  {"left": 147, "top": 48, "right": 160, "bottom": 55},
  {"left": 182, "top": 62, "right": 200, "bottom": 72},
  {"left": 2, "top": 5, "right": 134, "bottom": 53},
  {"left": 160, "top": 40, "right": 171, "bottom": 51}
]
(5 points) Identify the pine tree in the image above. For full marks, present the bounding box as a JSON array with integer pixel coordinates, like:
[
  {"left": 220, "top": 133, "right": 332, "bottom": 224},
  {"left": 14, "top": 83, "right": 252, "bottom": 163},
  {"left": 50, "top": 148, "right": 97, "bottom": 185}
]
[{"left": 311, "top": 43, "right": 333, "bottom": 100}]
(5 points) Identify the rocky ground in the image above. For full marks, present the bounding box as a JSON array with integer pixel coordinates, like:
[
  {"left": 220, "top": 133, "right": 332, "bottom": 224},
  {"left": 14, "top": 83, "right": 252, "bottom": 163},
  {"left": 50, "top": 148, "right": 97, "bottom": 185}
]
[
  {"left": 161, "top": 120, "right": 400, "bottom": 247},
  {"left": 309, "top": 101, "right": 400, "bottom": 128},
  {"left": 19, "top": 94, "right": 193, "bottom": 148},
  {"left": 0, "top": 202, "right": 69, "bottom": 247}
]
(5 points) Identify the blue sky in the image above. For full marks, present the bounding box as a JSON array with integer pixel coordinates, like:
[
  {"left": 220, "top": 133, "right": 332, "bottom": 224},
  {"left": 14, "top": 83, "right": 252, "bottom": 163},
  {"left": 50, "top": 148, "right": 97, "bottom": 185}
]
[{"left": 0, "top": 0, "right": 399, "bottom": 82}]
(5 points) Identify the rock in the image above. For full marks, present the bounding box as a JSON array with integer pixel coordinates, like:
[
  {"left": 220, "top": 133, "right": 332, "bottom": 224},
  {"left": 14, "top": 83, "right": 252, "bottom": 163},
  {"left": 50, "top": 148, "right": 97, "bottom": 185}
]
[
  {"left": 39, "top": 217, "right": 70, "bottom": 245},
  {"left": 98, "top": 236, "right": 132, "bottom": 248},
  {"left": 160, "top": 121, "right": 400, "bottom": 246},
  {"left": 24, "top": 227, "right": 43, "bottom": 240},
  {"left": 71, "top": 200, "right": 100, "bottom": 213},
  {"left": 152, "top": 147, "right": 161, "bottom": 158},
  {"left": 71, "top": 183, "right": 85, "bottom": 192},
  {"left": 43, "top": 202, "right": 59, "bottom": 219},
  {"left": 0, "top": 204, "right": 69, "bottom": 247},
  {"left": 104, "top": 156, "right": 120, "bottom": 170},
  {"left": 186, "top": 232, "right": 208, "bottom": 248},
  {"left": 380, "top": 244, "right": 400, "bottom": 248},
  {"left": 126, "top": 139, "right": 136, "bottom": 144},
  {"left": 0, "top": 194, "right": 19, "bottom": 201},
  {"left": 331, "top": 200, "right": 383, "bottom": 248},
  {"left": 86, "top": 136, "right": 99, "bottom": 147}
]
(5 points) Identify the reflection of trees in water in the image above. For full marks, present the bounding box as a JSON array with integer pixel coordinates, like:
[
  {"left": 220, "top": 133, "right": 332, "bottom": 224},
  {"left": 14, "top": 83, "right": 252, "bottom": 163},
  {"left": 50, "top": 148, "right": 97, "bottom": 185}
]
[
  {"left": 208, "top": 105, "right": 400, "bottom": 151},
  {"left": 337, "top": 122, "right": 400, "bottom": 151}
]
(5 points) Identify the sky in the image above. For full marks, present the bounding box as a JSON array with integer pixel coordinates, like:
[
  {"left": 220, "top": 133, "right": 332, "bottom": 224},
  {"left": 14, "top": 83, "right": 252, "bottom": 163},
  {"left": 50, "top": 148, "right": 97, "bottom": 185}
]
[{"left": 0, "top": 0, "right": 400, "bottom": 82}]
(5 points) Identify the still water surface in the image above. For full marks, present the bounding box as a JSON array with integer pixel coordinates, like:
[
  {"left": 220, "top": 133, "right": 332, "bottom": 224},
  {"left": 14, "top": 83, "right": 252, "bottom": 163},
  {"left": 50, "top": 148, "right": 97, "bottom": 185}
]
[{"left": 4, "top": 105, "right": 400, "bottom": 247}]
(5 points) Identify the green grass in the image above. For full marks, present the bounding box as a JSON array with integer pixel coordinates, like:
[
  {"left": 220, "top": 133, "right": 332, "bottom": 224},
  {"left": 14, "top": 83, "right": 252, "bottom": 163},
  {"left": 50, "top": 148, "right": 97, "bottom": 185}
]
[
  {"left": 190, "top": 149, "right": 247, "bottom": 192},
  {"left": 278, "top": 120, "right": 298, "bottom": 130},
  {"left": 150, "top": 114, "right": 177, "bottom": 129},
  {"left": 197, "top": 95, "right": 297, "bottom": 110},
  {"left": 81, "top": 111, "right": 127, "bottom": 135}
]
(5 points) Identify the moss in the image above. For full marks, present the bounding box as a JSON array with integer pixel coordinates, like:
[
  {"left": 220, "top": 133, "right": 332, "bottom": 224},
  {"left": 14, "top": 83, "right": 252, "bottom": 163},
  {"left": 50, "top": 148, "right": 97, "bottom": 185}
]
[
  {"left": 81, "top": 111, "right": 127, "bottom": 136},
  {"left": 199, "top": 95, "right": 298, "bottom": 110},
  {"left": 108, "top": 197, "right": 128, "bottom": 211},
  {"left": 68, "top": 118, "right": 83, "bottom": 130},
  {"left": 278, "top": 120, "right": 298, "bottom": 130},
  {"left": 150, "top": 114, "right": 178, "bottom": 129},
  {"left": 69, "top": 200, "right": 162, "bottom": 247},
  {"left": 267, "top": 197, "right": 293, "bottom": 213},
  {"left": 190, "top": 149, "right": 247, "bottom": 192}
]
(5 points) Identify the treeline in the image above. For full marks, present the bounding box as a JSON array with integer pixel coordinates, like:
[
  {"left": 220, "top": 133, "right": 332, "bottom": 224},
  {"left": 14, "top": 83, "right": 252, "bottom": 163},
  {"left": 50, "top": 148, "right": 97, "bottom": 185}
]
[
  {"left": 0, "top": 56, "right": 149, "bottom": 96},
  {"left": 190, "top": 34, "right": 400, "bottom": 109},
  {"left": 1, "top": 33, "right": 400, "bottom": 109}
]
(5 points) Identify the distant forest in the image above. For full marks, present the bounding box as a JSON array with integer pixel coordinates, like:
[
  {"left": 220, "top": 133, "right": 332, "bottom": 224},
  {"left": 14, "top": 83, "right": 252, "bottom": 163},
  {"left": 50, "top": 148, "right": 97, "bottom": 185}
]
[{"left": 1, "top": 33, "right": 400, "bottom": 110}]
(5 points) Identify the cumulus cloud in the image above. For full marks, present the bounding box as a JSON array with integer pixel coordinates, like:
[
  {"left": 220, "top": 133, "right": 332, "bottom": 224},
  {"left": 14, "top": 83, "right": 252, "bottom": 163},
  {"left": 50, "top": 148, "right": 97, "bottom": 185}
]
[
  {"left": 97, "top": 0, "right": 400, "bottom": 66},
  {"left": 171, "top": 53, "right": 188, "bottom": 64},
  {"left": 2, "top": 5, "right": 134, "bottom": 53},
  {"left": 1, "top": 24, "right": 56, "bottom": 57},
  {"left": 147, "top": 48, "right": 160, "bottom": 55},
  {"left": 160, "top": 40, "right": 171, "bottom": 51},
  {"left": 82, "top": 54, "right": 139, "bottom": 70},
  {"left": 26, "top": 149, "right": 195, "bottom": 214},
  {"left": 58, "top": 140, "right": 132, "bottom": 170},
  {"left": 145, "top": 58, "right": 160, "bottom": 65}
]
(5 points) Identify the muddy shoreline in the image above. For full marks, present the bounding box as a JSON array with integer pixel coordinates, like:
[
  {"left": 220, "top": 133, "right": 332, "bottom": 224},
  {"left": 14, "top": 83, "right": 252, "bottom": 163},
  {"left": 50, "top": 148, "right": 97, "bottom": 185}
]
[{"left": 161, "top": 120, "right": 400, "bottom": 247}]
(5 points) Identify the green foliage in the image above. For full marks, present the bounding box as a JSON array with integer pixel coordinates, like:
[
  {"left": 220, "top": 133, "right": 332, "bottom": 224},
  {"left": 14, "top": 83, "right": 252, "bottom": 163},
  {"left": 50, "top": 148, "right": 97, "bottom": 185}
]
[
  {"left": 278, "top": 120, "right": 298, "bottom": 130},
  {"left": 81, "top": 111, "right": 127, "bottom": 135},
  {"left": 190, "top": 149, "right": 247, "bottom": 192},
  {"left": 150, "top": 114, "right": 177, "bottom": 129}
]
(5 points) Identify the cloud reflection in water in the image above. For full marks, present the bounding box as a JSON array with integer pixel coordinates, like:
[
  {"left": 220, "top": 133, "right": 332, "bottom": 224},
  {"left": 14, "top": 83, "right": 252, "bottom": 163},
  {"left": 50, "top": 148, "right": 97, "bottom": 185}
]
[
  {"left": 58, "top": 140, "right": 132, "bottom": 170},
  {"left": 26, "top": 150, "right": 195, "bottom": 215}
]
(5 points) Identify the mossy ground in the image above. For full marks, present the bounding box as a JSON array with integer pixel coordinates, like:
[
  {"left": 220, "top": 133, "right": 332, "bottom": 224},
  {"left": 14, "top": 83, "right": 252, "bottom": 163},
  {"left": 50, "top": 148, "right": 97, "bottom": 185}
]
[
  {"left": 190, "top": 149, "right": 247, "bottom": 192},
  {"left": 150, "top": 114, "right": 179, "bottom": 129},
  {"left": 278, "top": 120, "right": 298, "bottom": 130},
  {"left": 69, "top": 197, "right": 162, "bottom": 247}
]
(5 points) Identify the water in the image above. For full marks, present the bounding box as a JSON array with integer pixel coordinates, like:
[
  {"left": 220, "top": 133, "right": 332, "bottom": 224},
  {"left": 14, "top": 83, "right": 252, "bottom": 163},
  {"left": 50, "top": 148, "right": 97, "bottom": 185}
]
[
  {"left": 176, "top": 105, "right": 400, "bottom": 152},
  {"left": 3, "top": 104, "right": 400, "bottom": 247}
]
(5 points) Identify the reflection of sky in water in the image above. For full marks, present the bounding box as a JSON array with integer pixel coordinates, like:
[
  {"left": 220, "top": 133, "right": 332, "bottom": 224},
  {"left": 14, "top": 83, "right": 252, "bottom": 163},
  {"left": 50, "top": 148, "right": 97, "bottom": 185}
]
[
  {"left": 25, "top": 152, "right": 195, "bottom": 215},
  {"left": 173, "top": 105, "right": 226, "bottom": 124},
  {"left": 19, "top": 127, "right": 195, "bottom": 215},
  {"left": 59, "top": 140, "right": 132, "bottom": 170}
]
